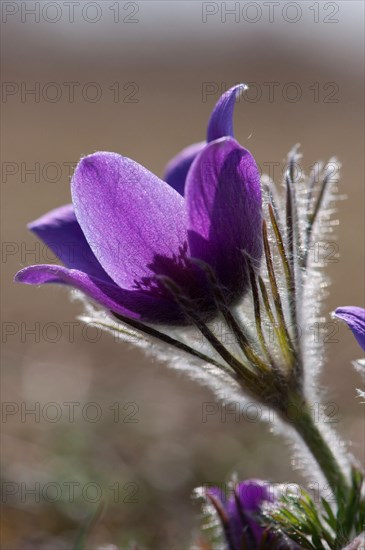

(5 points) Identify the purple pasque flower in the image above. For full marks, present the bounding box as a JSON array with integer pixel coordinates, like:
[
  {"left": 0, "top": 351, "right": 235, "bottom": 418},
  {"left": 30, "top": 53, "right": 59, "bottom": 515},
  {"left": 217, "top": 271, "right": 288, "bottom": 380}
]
[
  {"left": 15, "top": 85, "right": 262, "bottom": 325},
  {"left": 206, "top": 479, "right": 294, "bottom": 550},
  {"left": 334, "top": 306, "right": 365, "bottom": 351}
]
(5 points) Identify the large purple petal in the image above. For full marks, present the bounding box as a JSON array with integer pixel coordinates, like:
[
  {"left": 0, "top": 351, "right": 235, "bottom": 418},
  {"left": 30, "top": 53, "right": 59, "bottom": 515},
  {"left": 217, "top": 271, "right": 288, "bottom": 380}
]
[
  {"left": 71, "top": 152, "right": 188, "bottom": 292},
  {"left": 334, "top": 306, "right": 365, "bottom": 351},
  {"left": 28, "top": 204, "right": 114, "bottom": 283},
  {"left": 185, "top": 137, "right": 262, "bottom": 302},
  {"left": 207, "top": 84, "right": 246, "bottom": 143},
  {"left": 14, "top": 265, "right": 185, "bottom": 323},
  {"left": 163, "top": 141, "right": 205, "bottom": 196}
]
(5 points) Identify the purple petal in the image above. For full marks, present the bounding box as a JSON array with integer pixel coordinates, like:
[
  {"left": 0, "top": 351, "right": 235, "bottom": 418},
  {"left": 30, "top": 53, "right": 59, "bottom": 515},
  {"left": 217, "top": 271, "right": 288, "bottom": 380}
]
[
  {"left": 207, "top": 84, "right": 246, "bottom": 143},
  {"left": 28, "top": 204, "right": 114, "bottom": 283},
  {"left": 334, "top": 306, "right": 365, "bottom": 351},
  {"left": 163, "top": 141, "right": 205, "bottom": 196},
  {"left": 185, "top": 137, "right": 262, "bottom": 301},
  {"left": 163, "top": 85, "right": 246, "bottom": 196},
  {"left": 205, "top": 480, "right": 297, "bottom": 550},
  {"left": 71, "top": 152, "right": 188, "bottom": 292},
  {"left": 14, "top": 265, "right": 184, "bottom": 323},
  {"left": 14, "top": 265, "right": 130, "bottom": 314},
  {"left": 228, "top": 480, "right": 274, "bottom": 545}
]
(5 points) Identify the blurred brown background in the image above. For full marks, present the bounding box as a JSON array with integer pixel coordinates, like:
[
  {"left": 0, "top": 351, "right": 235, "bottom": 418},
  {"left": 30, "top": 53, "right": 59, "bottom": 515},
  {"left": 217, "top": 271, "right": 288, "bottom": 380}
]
[{"left": 1, "top": 1, "right": 364, "bottom": 548}]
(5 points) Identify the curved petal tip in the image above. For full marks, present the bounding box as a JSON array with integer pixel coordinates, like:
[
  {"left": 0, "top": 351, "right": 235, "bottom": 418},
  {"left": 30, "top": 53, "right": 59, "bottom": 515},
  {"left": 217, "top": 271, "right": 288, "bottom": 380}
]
[
  {"left": 334, "top": 306, "right": 365, "bottom": 351},
  {"left": 14, "top": 265, "right": 59, "bottom": 285},
  {"left": 207, "top": 83, "right": 247, "bottom": 143}
]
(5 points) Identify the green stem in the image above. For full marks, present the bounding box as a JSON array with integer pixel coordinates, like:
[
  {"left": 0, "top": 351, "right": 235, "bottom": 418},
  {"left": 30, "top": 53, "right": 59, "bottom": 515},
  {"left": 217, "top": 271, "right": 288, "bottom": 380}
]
[{"left": 287, "top": 398, "right": 350, "bottom": 501}]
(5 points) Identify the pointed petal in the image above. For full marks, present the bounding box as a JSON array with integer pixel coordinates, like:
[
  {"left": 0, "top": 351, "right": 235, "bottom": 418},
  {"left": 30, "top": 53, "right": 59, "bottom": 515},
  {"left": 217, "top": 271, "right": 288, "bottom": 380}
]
[
  {"left": 163, "top": 84, "right": 246, "bottom": 196},
  {"left": 335, "top": 306, "right": 365, "bottom": 350},
  {"left": 207, "top": 84, "right": 247, "bottom": 143},
  {"left": 28, "top": 204, "right": 114, "bottom": 283},
  {"left": 71, "top": 152, "right": 188, "bottom": 292},
  {"left": 185, "top": 137, "right": 262, "bottom": 299},
  {"left": 14, "top": 265, "right": 185, "bottom": 323},
  {"left": 163, "top": 141, "right": 205, "bottom": 195}
]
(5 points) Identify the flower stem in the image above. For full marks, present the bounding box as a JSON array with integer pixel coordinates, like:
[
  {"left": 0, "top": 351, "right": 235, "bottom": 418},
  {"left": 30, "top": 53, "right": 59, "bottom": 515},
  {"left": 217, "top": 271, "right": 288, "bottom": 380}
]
[{"left": 287, "top": 396, "right": 350, "bottom": 502}]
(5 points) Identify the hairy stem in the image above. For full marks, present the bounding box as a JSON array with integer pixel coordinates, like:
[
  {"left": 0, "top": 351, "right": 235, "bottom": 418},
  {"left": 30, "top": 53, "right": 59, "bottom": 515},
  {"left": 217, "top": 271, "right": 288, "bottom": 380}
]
[{"left": 286, "top": 396, "right": 350, "bottom": 502}]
